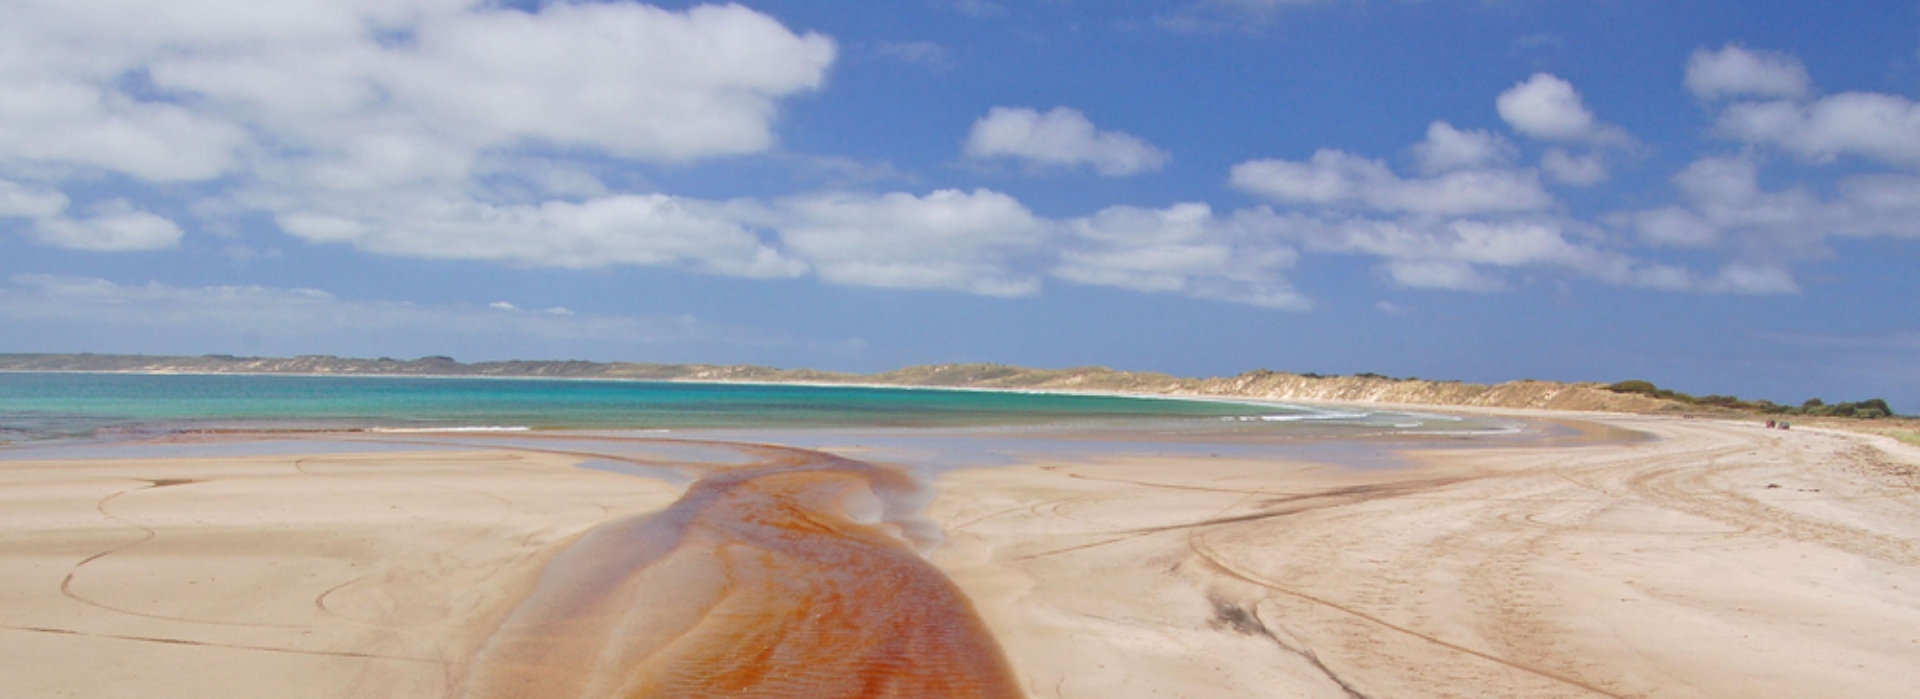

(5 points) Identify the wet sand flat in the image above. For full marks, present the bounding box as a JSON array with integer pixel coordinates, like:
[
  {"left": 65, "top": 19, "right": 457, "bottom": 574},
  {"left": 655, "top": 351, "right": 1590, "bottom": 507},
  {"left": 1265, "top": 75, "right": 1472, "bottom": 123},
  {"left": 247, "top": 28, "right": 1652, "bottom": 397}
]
[
  {"left": 3, "top": 413, "right": 1919, "bottom": 697},
  {"left": 929, "top": 414, "right": 1920, "bottom": 698}
]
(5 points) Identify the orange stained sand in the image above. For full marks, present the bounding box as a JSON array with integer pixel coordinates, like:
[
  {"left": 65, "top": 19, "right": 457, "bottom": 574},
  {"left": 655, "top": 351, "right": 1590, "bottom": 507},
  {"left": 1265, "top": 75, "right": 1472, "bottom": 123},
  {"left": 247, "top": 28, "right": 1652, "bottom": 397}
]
[{"left": 457, "top": 443, "right": 1023, "bottom": 699}]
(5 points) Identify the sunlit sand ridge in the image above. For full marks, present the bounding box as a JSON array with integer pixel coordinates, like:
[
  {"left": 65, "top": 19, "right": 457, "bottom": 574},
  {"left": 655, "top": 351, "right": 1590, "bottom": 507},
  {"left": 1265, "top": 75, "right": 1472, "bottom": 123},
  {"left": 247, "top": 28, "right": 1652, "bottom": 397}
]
[{"left": 457, "top": 442, "right": 1021, "bottom": 699}]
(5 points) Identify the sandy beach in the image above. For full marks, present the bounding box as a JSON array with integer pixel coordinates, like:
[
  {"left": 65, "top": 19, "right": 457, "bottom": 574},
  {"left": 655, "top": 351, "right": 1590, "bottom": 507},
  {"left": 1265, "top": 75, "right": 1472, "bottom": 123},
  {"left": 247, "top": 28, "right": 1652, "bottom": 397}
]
[{"left": 4, "top": 412, "right": 1918, "bottom": 697}]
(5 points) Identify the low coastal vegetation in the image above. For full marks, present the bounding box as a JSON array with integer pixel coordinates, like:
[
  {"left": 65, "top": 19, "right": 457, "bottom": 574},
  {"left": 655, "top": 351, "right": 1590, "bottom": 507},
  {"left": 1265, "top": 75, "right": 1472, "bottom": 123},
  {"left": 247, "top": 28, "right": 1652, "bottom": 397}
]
[{"left": 1605, "top": 379, "right": 1898, "bottom": 418}]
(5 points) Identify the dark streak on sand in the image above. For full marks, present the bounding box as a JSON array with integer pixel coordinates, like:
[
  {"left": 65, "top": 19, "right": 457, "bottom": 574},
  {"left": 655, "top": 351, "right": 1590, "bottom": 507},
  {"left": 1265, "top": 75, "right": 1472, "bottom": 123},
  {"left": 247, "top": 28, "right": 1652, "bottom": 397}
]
[{"left": 455, "top": 439, "right": 1022, "bottom": 699}]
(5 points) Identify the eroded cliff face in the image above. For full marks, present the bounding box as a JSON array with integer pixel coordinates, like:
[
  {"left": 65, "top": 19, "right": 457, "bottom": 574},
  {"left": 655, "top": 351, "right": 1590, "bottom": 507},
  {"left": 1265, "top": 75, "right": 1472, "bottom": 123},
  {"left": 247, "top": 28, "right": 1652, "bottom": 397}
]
[{"left": 0, "top": 354, "right": 1684, "bottom": 414}]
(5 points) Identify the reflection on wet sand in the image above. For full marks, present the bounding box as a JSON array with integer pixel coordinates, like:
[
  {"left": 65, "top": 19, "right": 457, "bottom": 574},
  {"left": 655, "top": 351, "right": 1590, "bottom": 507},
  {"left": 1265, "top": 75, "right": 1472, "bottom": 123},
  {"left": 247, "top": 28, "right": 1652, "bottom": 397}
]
[{"left": 457, "top": 441, "right": 1021, "bottom": 699}]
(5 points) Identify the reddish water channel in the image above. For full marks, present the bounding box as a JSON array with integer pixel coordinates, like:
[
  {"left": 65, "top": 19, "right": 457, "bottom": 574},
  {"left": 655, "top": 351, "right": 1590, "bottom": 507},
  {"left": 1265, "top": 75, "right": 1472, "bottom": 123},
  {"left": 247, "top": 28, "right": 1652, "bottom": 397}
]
[{"left": 457, "top": 440, "right": 1022, "bottom": 699}]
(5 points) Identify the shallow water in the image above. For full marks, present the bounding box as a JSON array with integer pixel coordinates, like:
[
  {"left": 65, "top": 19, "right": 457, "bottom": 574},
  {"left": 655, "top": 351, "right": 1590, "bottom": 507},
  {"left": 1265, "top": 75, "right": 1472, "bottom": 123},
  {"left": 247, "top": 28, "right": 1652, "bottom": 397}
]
[
  {"left": 457, "top": 440, "right": 1020, "bottom": 699},
  {"left": 0, "top": 375, "right": 1549, "bottom": 697}
]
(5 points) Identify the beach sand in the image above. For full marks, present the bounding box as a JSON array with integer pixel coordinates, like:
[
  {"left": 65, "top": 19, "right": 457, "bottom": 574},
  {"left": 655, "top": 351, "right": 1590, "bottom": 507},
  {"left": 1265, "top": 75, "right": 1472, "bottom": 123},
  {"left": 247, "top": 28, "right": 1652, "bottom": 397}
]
[{"left": 3, "top": 413, "right": 1918, "bottom": 697}]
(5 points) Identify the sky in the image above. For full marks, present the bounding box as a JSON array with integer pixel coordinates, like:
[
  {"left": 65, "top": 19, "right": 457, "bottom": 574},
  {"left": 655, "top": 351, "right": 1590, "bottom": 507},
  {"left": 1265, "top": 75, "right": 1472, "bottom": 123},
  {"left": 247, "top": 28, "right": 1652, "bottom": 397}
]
[{"left": 2, "top": 0, "right": 1919, "bottom": 410}]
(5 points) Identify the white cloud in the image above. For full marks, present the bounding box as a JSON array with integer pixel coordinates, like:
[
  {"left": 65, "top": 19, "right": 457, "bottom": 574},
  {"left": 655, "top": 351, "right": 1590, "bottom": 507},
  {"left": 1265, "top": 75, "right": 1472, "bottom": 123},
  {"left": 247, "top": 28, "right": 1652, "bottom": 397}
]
[
  {"left": 1626, "top": 206, "right": 1720, "bottom": 248},
  {"left": 29, "top": 202, "right": 184, "bottom": 251},
  {"left": 771, "top": 189, "right": 1048, "bottom": 296},
  {"left": 1496, "top": 73, "right": 1631, "bottom": 145},
  {"left": 0, "top": 0, "right": 837, "bottom": 267},
  {"left": 1379, "top": 259, "right": 1504, "bottom": 292},
  {"left": 1412, "top": 122, "right": 1516, "bottom": 174},
  {"left": 1704, "top": 262, "right": 1800, "bottom": 295},
  {"left": 1374, "top": 300, "right": 1411, "bottom": 315},
  {"left": 1229, "top": 149, "right": 1553, "bottom": 216},
  {"left": 276, "top": 192, "right": 805, "bottom": 276},
  {"left": 1612, "top": 152, "right": 1920, "bottom": 295},
  {"left": 124, "top": 2, "right": 834, "bottom": 166},
  {"left": 1245, "top": 210, "right": 1693, "bottom": 293},
  {"left": 1716, "top": 93, "right": 1920, "bottom": 167},
  {"left": 1540, "top": 148, "right": 1609, "bottom": 185},
  {"left": 964, "top": 107, "right": 1170, "bottom": 177},
  {"left": 0, "top": 180, "right": 70, "bottom": 218},
  {"left": 1685, "top": 44, "right": 1811, "bottom": 100},
  {"left": 1055, "top": 203, "right": 1309, "bottom": 309},
  {"left": 381, "top": 4, "right": 834, "bottom": 161}
]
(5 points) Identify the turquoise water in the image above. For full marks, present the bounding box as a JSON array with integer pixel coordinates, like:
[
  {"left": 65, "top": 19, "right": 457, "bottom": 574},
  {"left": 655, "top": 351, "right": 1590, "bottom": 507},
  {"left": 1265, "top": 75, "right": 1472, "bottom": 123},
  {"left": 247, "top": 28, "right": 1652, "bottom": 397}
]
[{"left": 0, "top": 372, "right": 1338, "bottom": 441}]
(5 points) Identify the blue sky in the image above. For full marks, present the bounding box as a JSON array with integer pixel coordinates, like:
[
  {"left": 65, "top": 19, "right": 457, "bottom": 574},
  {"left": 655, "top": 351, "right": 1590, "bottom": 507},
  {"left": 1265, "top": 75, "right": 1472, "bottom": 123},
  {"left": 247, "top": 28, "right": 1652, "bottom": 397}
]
[{"left": 3, "top": 0, "right": 1919, "bottom": 409}]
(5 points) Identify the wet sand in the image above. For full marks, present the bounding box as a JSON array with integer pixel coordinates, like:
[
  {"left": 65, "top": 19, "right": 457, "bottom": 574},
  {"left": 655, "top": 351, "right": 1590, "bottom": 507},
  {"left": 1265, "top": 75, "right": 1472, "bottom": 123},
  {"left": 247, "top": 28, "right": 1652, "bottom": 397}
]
[
  {"left": 929, "top": 413, "right": 1920, "bottom": 698},
  {"left": 3, "top": 413, "right": 1919, "bottom": 697}
]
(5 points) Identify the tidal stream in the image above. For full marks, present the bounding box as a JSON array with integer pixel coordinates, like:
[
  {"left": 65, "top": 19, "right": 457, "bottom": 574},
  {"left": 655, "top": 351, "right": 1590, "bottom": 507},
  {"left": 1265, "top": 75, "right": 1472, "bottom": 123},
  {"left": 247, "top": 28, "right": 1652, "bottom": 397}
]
[{"left": 456, "top": 440, "right": 1022, "bottom": 699}]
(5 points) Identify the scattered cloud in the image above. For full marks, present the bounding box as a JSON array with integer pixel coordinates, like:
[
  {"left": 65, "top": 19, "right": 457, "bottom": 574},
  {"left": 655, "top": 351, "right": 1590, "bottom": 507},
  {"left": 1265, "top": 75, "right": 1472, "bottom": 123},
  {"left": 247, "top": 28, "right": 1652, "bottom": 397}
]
[
  {"left": 1412, "top": 122, "right": 1517, "bottom": 175},
  {"left": 1716, "top": 93, "right": 1920, "bottom": 167},
  {"left": 1251, "top": 212, "right": 1692, "bottom": 293},
  {"left": 769, "top": 189, "right": 1048, "bottom": 297},
  {"left": 964, "top": 107, "right": 1171, "bottom": 177},
  {"left": 1230, "top": 149, "right": 1553, "bottom": 217},
  {"left": 1540, "top": 148, "right": 1609, "bottom": 186},
  {"left": 875, "top": 41, "right": 952, "bottom": 69},
  {"left": 1686, "top": 44, "right": 1812, "bottom": 100},
  {"left": 0, "top": 0, "right": 835, "bottom": 259},
  {"left": 29, "top": 201, "right": 184, "bottom": 252},
  {"left": 1496, "top": 73, "right": 1633, "bottom": 145},
  {"left": 1055, "top": 203, "right": 1309, "bottom": 309},
  {"left": 1619, "top": 154, "right": 1920, "bottom": 262},
  {"left": 0, "top": 180, "right": 69, "bottom": 219},
  {"left": 275, "top": 192, "right": 806, "bottom": 277}
]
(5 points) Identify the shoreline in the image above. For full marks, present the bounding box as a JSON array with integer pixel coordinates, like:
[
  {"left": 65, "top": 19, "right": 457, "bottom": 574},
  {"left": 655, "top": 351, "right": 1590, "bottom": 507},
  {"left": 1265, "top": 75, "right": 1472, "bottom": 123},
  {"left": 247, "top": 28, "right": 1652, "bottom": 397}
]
[{"left": 3, "top": 409, "right": 1916, "bottom": 697}]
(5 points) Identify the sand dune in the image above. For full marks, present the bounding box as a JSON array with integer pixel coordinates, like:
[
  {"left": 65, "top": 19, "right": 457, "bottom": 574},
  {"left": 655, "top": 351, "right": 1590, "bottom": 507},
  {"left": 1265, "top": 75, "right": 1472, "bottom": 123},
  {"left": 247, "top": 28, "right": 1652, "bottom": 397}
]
[{"left": 3, "top": 413, "right": 1917, "bottom": 697}]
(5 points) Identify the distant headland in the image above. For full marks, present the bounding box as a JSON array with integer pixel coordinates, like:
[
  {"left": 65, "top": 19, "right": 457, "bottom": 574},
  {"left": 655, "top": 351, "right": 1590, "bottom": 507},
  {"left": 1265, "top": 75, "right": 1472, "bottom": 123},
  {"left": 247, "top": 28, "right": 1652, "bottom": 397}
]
[{"left": 0, "top": 351, "right": 1712, "bottom": 415}]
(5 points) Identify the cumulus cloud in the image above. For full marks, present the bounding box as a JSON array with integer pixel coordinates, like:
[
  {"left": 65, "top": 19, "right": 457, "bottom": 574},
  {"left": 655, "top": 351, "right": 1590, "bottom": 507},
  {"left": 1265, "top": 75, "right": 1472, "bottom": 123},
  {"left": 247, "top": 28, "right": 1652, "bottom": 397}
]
[
  {"left": 1685, "top": 44, "right": 1812, "bottom": 100},
  {"left": 770, "top": 189, "right": 1049, "bottom": 296},
  {"left": 1496, "top": 73, "right": 1632, "bottom": 145},
  {"left": 0, "top": 0, "right": 836, "bottom": 267},
  {"left": 1615, "top": 46, "right": 1920, "bottom": 292},
  {"left": 275, "top": 192, "right": 804, "bottom": 276},
  {"left": 1625, "top": 206, "right": 1720, "bottom": 248},
  {"left": 1229, "top": 149, "right": 1553, "bottom": 216},
  {"left": 124, "top": 2, "right": 835, "bottom": 166},
  {"left": 1716, "top": 93, "right": 1920, "bottom": 166},
  {"left": 1622, "top": 154, "right": 1920, "bottom": 260},
  {"left": 1703, "top": 262, "right": 1800, "bottom": 295},
  {"left": 1412, "top": 122, "right": 1516, "bottom": 174},
  {"left": 1540, "top": 148, "right": 1609, "bottom": 186},
  {"left": 1261, "top": 213, "right": 1689, "bottom": 292},
  {"left": 0, "top": 180, "right": 70, "bottom": 218},
  {"left": 1054, "top": 203, "right": 1309, "bottom": 309},
  {"left": 29, "top": 202, "right": 184, "bottom": 251},
  {"left": 964, "top": 107, "right": 1170, "bottom": 176}
]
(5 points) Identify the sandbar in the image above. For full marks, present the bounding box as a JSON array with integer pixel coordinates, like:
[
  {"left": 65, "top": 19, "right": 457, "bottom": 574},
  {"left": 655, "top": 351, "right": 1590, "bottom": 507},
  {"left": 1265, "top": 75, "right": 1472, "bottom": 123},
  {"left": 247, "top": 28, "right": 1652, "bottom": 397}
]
[{"left": 1, "top": 412, "right": 1917, "bottom": 697}]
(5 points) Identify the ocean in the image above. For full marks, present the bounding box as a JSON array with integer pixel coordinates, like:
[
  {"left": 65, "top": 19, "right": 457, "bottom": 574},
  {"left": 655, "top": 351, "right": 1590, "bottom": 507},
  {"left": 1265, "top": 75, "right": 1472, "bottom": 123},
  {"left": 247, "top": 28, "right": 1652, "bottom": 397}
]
[{"left": 0, "top": 371, "right": 1506, "bottom": 446}]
